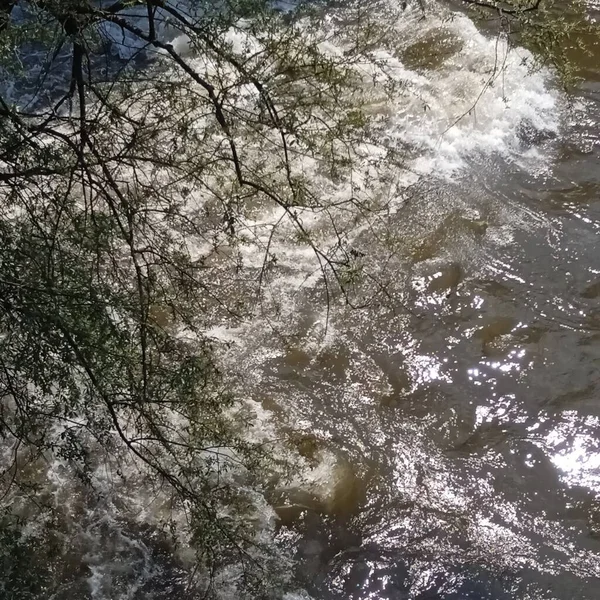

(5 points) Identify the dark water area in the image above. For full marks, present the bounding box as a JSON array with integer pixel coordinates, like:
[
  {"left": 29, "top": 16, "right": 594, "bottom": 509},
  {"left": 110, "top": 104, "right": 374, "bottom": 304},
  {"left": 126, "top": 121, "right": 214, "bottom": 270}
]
[
  {"left": 254, "top": 3, "right": 600, "bottom": 599},
  {"left": 2, "top": 1, "right": 600, "bottom": 599}
]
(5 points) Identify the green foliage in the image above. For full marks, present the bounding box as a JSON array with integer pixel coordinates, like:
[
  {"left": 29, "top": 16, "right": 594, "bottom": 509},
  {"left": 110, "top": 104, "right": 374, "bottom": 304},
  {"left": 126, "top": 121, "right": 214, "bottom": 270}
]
[
  {"left": 0, "top": 511, "right": 58, "bottom": 600},
  {"left": 0, "top": 0, "right": 389, "bottom": 595},
  {"left": 460, "top": 0, "right": 599, "bottom": 86},
  {"left": 518, "top": 0, "right": 596, "bottom": 84},
  {"left": 0, "top": 0, "right": 595, "bottom": 595}
]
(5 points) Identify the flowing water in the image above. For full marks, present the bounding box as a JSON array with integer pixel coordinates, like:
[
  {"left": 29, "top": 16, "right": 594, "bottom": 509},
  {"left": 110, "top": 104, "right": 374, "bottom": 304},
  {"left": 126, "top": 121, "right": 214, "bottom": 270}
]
[
  {"left": 209, "top": 2, "right": 600, "bottom": 598},
  {"left": 4, "top": 1, "right": 600, "bottom": 598}
]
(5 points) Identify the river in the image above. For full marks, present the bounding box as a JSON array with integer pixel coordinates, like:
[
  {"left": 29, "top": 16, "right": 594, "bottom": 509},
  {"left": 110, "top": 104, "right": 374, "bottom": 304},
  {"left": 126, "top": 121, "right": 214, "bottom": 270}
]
[
  {"left": 4, "top": 0, "right": 600, "bottom": 598},
  {"left": 209, "top": 1, "right": 600, "bottom": 598}
]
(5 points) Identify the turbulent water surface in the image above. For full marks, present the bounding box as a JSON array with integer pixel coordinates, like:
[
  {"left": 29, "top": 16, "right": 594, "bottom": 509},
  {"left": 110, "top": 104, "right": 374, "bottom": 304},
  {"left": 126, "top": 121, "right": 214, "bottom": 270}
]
[
  {"left": 4, "top": 0, "right": 600, "bottom": 598},
  {"left": 212, "top": 2, "right": 600, "bottom": 599}
]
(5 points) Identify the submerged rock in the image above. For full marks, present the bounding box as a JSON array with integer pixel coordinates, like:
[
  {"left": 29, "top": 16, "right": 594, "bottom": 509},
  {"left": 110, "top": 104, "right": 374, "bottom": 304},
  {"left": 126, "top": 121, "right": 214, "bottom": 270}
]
[
  {"left": 401, "top": 27, "right": 464, "bottom": 71},
  {"left": 426, "top": 262, "right": 463, "bottom": 293},
  {"left": 581, "top": 280, "right": 600, "bottom": 299}
]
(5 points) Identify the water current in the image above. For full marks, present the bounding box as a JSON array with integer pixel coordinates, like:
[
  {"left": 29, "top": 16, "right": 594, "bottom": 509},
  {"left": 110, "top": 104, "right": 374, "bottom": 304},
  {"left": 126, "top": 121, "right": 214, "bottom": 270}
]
[
  {"left": 4, "top": 0, "right": 600, "bottom": 598},
  {"left": 212, "top": 2, "right": 600, "bottom": 598}
]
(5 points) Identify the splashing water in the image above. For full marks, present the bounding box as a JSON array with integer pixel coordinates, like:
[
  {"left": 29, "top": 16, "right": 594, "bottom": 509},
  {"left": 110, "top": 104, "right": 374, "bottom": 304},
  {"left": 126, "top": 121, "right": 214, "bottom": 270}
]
[{"left": 6, "top": 0, "right": 598, "bottom": 599}]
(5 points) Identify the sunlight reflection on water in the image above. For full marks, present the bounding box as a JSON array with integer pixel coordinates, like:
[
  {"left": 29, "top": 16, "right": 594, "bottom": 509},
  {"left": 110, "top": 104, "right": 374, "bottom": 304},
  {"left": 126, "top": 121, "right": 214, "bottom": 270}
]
[{"left": 544, "top": 413, "right": 600, "bottom": 492}]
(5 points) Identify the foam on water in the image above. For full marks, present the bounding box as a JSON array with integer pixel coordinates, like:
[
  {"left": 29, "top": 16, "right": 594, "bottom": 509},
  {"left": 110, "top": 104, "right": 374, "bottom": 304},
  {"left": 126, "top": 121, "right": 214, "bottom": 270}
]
[
  {"left": 359, "top": 7, "right": 558, "bottom": 176},
  {"left": 181, "top": 0, "right": 562, "bottom": 301},
  {"left": 0, "top": 0, "right": 569, "bottom": 598}
]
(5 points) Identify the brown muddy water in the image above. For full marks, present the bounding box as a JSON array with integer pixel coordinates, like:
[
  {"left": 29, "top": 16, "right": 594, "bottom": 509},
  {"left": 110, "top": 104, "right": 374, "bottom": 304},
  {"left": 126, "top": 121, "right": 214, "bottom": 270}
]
[
  {"left": 217, "top": 3, "right": 600, "bottom": 599},
  {"left": 3, "top": 1, "right": 600, "bottom": 599}
]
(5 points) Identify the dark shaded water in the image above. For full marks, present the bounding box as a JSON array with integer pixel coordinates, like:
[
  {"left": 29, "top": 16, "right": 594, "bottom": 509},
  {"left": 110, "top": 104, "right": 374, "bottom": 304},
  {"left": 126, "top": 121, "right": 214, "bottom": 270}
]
[
  {"left": 230, "top": 4, "right": 600, "bottom": 598},
  {"left": 2, "top": 1, "right": 600, "bottom": 598}
]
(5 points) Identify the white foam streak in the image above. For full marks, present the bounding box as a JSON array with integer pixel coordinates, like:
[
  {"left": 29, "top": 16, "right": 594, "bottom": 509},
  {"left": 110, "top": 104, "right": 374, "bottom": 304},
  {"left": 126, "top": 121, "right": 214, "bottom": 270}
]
[
  {"left": 0, "top": 1, "right": 567, "bottom": 597},
  {"left": 363, "top": 10, "right": 559, "bottom": 177}
]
